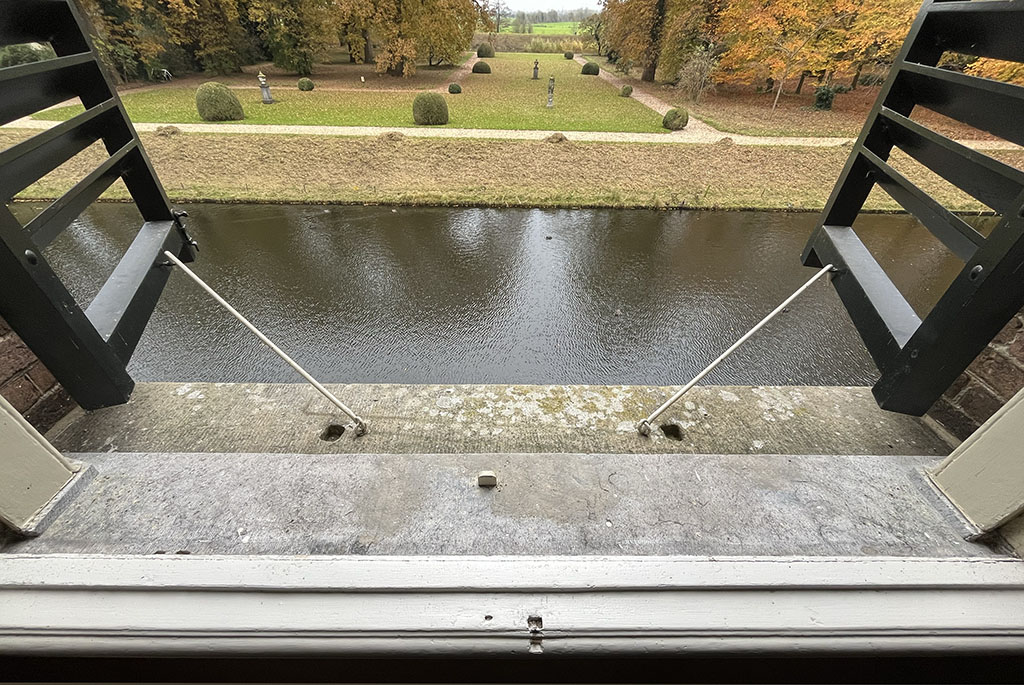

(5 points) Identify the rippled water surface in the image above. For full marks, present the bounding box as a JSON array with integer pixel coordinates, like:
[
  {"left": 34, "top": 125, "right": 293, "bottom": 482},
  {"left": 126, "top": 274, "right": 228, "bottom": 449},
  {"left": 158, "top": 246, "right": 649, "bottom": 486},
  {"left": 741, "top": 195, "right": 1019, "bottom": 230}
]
[{"left": 20, "top": 203, "right": 965, "bottom": 386}]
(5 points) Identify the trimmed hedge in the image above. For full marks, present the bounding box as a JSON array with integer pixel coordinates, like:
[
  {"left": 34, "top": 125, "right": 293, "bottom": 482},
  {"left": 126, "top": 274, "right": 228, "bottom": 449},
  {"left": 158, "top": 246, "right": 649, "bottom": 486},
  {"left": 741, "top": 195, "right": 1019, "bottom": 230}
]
[
  {"left": 563, "top": 51, "right": 574, "bottom": 59},
  {"left": 297, "top": 77, "right": 314, "bottom": 91},
  {"left": 472, "top": 61, "right": 491, "bottom": 74},
  {"left": 581, "top": 61, "right": 599, "bottom": 75},
  {"left": 477, "top": 43, "right": 495, "bottom": 58},
  {"left": 412, "top": 92, "right": 449, "bottom": 125},
  {"left": 448, "top": 82, "right": 462, "bottom": 94},
  {"left": 195, "top": 82, "right": 244, "bottom": 122},
  {"left": 620, "top": 85, "right": 633, "bottom": 97},
  {"left": 662, "top": 107, "right": 689, "bottom": 130}
]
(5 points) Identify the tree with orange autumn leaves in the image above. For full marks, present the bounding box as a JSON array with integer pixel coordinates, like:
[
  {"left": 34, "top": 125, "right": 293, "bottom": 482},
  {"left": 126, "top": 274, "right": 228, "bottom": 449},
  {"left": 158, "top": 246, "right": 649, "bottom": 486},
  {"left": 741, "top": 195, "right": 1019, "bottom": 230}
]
[
  {"left": 76, "top": 0, "right": 492, "bottom": 80},
  {"left": 364, "top": 0, "right": 491, "bottom": 76},
  {"left": 601, "top": 0, "right": 919, "bottom": 106},
  {"left": 602, "top": 0, "right": 724, "bottom": 82}
]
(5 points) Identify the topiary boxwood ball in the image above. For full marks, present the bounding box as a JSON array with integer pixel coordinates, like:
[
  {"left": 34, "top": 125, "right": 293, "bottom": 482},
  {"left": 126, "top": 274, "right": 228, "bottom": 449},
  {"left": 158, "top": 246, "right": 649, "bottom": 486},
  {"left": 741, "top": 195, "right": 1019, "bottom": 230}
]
[
  {"left": 297, "top": 77, "right": 314, "bottom": 91},
  {"left": 195, "top": 82, "right": 244, "bottom": 122},
  {"left": 581, "top": 61, "right": 599, "bottom": 75},
  {"left": 477, "top": 43, "right": 495, "bottom": 58},
  {"left": 564, "top": 51, "right": 574, "bottom": 59},
  {"left": 662, "top": 107, "right": 689, "bottom": 130},
  {"left": 413, "top": 91, "right": 449, "bottom": 125},
  {"left": 448, "top": 83, "right": 462, "bottom": 94},
  {"left": 472, "top": 61, "right": 491, "bottom": 74},
  {"left": 620, "top": 85, "right": 633, "bottom": 97}
]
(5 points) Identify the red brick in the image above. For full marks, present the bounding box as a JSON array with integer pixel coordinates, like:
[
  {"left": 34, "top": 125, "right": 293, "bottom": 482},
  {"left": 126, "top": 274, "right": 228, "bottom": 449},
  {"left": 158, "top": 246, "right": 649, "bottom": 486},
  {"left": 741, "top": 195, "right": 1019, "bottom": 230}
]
[
  {"left": 928, "top": 397, "right": 980, "bottom": 441},
  {"left": 956, "top": 381, "right": 1004, "bottom": 426},
  {"left": 943, "top": 372, "right": 970, "bottom": 400},
  {"left": 0, "top": 335, "right": 36, "bottom": 382},
  {"left": 26, "top": 362, "right": 57, "bottom": 393},
  {"left": 23, "top": 386, "right": 76, "bottom": 434},
  {"left": 970, "top": 349, "right": 1024, "bottom": 401},
  {"left": 992, "top": 316, "right": 1023, "bottom": 346},
  {"left": 1, "top": 375, "right": 43, "bottom": 414},
  {"left": 1010, "top": 332, "right": 1024, "bottom": 365}
]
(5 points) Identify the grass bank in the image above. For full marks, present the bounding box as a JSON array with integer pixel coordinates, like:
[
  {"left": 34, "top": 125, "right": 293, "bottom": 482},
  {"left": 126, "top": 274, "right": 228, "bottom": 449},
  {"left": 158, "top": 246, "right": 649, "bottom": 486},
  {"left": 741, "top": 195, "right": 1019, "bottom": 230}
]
[
  {"left": 5, "top": 129, "right": 1020, "bottom": 210},
  {"left": 35, "top": 53, "right": 662, "bottom": 133}
]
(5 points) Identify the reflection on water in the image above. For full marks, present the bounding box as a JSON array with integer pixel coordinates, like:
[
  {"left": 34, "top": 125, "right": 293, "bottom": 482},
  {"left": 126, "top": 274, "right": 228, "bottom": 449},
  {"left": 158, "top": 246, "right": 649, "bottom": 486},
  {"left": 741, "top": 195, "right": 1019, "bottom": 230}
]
[{"left": 18, "top": 203, "right": 964, "bottom": 386}]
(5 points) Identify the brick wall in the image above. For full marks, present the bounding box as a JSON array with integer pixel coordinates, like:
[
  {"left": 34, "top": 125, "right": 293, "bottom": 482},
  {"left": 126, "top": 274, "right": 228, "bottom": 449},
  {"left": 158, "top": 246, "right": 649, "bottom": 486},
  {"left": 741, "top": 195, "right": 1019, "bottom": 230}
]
[
  {"left": 928, "top": 311, "right": 1024, "bottom": 441},
  {"left": 0, "top": 314, "right": 77, "bottom": 433}
]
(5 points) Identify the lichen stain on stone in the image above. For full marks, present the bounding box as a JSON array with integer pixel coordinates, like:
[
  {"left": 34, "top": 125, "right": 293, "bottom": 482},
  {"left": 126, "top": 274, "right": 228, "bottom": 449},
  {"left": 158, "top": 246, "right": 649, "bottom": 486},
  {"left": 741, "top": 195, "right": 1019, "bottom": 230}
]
[
  {"left": 752, "top": 386, "right": 798, "bottom": 423},
  {"left": 424, "top": 384, "right": 646, "bottom": 435}
]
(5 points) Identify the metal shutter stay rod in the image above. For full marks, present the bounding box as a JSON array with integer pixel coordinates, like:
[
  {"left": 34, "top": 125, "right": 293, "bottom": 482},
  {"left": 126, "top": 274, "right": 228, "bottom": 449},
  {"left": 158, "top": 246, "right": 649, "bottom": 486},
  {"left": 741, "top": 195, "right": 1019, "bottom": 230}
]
[
  {"left": 638, "top": 263, "right": 836, "bottom": 437},
  {"left": 162, "top": 250, "right": 368, "bottom": 437}
]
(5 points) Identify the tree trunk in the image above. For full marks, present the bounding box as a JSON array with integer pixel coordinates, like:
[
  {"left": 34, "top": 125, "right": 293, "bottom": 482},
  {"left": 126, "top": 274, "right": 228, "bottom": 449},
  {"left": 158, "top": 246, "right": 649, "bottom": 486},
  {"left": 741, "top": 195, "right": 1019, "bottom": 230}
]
[
  {"left": 851, "top": 62, "right": 863, "bottom": 90},
  {"left": 795, "top": 71, "right": 807, "bottom": 94},
  {"left": 771, "top": 67, "right": 790, "bottom": 115},
  {"left": 362, "top": 29, "right": 373, "bottom": 64},
  {"left": 641, "top": 0, "right": 667, "bottom": 83}
]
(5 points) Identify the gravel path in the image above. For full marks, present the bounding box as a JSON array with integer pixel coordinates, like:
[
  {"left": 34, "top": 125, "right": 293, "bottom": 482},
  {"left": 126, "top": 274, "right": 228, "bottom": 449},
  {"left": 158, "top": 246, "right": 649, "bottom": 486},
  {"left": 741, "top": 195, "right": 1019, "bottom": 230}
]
[
  {"left": 2, "top": 116, "right": 843, "bottom": 145},
  {"left": 574, "top": 55, "right": 674, "bottom": 115},
  {"left": 8, "top": 115, "right": 1020, "bottom": 149},
  {"left": 574, "top": 55, "right": 734, "bottom": 143}
]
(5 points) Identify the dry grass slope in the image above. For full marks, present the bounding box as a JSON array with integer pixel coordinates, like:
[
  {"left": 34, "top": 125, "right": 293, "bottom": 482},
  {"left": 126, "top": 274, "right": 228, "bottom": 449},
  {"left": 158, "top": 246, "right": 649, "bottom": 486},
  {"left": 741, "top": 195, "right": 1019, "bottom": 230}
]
[{"left": 5, "top": 129, "right": 1022, "bottom": 211}]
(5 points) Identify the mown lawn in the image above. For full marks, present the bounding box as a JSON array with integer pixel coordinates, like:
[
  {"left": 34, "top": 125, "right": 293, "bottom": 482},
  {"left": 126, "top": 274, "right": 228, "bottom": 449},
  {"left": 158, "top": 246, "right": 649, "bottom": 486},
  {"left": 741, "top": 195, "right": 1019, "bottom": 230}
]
[
  {"left": 500, "top": 21, "right": 579, "bottom": 34},
  {"left": 35, "top": 53, "right": 664, "bottom": 133}
]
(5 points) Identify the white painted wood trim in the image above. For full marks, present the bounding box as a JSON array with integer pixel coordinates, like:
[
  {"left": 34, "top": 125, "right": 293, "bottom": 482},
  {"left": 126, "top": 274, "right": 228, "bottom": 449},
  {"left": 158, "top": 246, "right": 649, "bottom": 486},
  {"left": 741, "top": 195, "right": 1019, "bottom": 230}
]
[
  {"left": 0, "top": 395, "right": 75, "bottom": 534},
  {"left": 932, "top": 387, "right": 1024, "bottom": 531},
  {"left": 2, "top": 555, "right": 1023, "bottom": 656}
]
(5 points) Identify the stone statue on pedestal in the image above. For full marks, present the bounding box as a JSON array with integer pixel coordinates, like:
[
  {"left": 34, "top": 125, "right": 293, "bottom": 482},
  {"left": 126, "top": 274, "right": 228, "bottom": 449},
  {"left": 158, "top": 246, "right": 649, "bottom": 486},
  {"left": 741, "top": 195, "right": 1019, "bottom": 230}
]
[{"left": 258, "top": 71, "right": 274, "bottom": 104}]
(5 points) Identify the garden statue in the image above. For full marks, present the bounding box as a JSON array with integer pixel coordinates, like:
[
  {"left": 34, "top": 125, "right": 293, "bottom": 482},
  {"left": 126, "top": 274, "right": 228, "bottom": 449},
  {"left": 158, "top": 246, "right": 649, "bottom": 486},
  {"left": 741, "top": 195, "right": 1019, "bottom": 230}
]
[
  {"left": 547, "top": 75, "right": 554, "bottom": 108},
  {"left": 533, "top": 60, "right": 539, "bottom": 80},
  {"left": 257, "top": 71, "right": 274, "bottom": 104}
]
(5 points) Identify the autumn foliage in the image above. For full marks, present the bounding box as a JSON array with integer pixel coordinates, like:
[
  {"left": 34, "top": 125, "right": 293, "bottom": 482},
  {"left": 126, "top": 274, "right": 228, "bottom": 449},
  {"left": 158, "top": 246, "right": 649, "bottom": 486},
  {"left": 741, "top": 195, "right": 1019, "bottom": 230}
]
[
  {"left": 600, "top": 0, "right": 920, "bottom": 107},
  {"left": 77, "top": 0, "right": 492, "bottom": 81}
]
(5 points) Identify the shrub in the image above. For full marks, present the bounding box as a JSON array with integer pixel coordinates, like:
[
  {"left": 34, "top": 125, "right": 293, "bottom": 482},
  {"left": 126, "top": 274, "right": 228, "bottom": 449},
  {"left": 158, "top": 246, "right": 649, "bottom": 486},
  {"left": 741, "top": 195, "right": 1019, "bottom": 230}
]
[
  {"left": 195, "top": 82, "right": 244, "bottom": 122},
  {"left": 297, "top": 77, "right": 314, "bottom": 91},
  {"left": 581, "top": 61, "right": 599, "bottom": 75},
  {"left": 448, "top": 82, "right": 462, "bottom": 94},
  {"left": 673, "top": 46, "right": 718, "bottom": 103},
  {"left": 476, "top": 43, "right": 495, "bottom": 58},
  {"left": 412, "top": 91, "right": 449, "bottom": 125},
  {"left": 662, "top": 108, "right": 688, "bottom": 130},
  {"left": 564, "top": 51, "right": 574, "bottom": 59},
  {"left": 813, "top": 84, "right": 849, "bottom": 110},
  {"left": 472, "top": 61, "right": 491, "bottom": 74},
  {"left": 620, "top": 85, "right": 633, "bottom": 97}
]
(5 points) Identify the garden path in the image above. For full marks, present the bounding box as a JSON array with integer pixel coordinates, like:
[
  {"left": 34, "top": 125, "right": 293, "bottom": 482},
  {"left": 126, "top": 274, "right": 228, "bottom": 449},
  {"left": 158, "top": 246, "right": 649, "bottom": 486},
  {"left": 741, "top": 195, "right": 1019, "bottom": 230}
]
[{"left": 8, "top": 115, "right": 1020, "bottom": 150}]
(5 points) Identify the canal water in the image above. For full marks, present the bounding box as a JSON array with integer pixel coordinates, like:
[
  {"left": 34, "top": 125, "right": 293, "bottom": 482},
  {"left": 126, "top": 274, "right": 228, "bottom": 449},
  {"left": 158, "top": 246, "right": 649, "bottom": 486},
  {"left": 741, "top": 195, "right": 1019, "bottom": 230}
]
[{"left": 19, "top": 203, "right": 966, "bottom": 386}]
